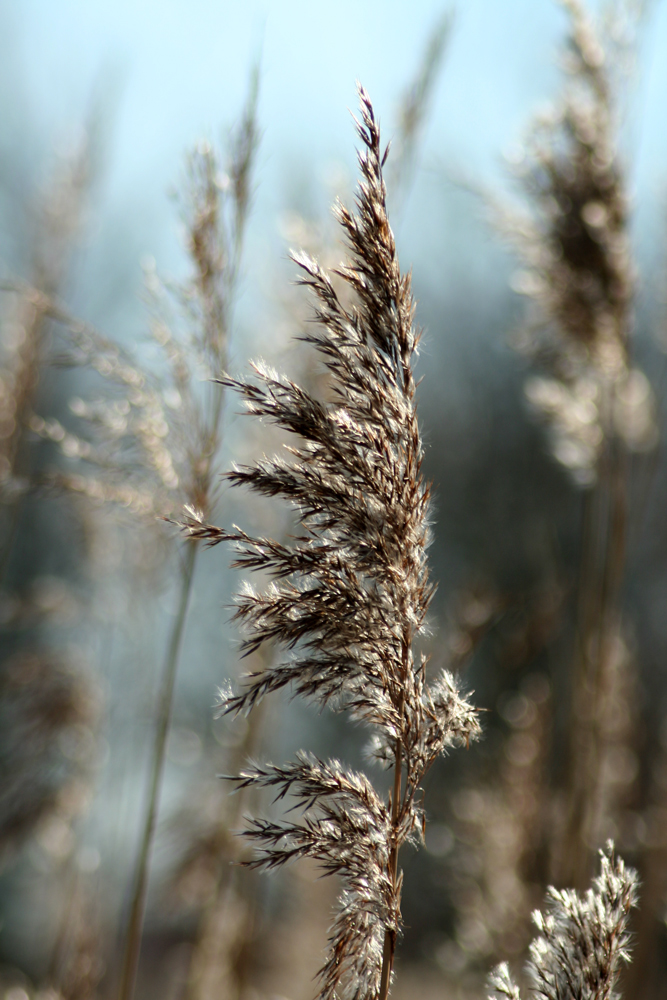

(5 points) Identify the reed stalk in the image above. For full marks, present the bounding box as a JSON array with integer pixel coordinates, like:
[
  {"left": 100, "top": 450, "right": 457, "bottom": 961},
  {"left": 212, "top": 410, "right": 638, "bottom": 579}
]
[
  {"left": 117, "top": 539, "right": 198, "bottom": 1000},
  {"left": 562, "top": 411, "right": 628, "bottom": 887},
  {"left": 117, "top": 74, "right": 259, "bottom": 1000},
  {"left": 0, "top": 111, "right": 99, "bottom": 582},
  {"left": 500, "top": 0, "right": 653, "bottom": 887},
  {"left": 180, "top": 86, "right": 481, "bottom": 1000}
]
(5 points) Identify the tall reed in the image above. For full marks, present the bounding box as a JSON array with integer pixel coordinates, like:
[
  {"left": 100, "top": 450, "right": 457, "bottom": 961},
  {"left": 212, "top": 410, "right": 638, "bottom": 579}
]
[
  {"left": 180, "top": 86, "right": 481, "bottom": 1000},
  {"left": 117, "top": 75, "right": 259, "bottom": 1000},
  {"left": 1, "top": 78, "right": 259, "bottom": 999},
  {"left": 502, "top": 0, "right": 655, "bottom": 888},
  {"left": 0, "top": 107, "right": 102, "bottom": 861},
  {"left": 180, "top": 23, "right": 457, "bottom": 998}
]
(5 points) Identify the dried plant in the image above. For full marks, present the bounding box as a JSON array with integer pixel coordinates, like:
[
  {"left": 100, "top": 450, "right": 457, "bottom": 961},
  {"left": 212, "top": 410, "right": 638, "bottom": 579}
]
[
  {"left": 180, "top": 86, "right": 480, "bottom": 1000},
  {"left": 0, "top": 66, "right": 261, "bottom": 1000},
  {"left": 175, "top": 33, "right": 457, "bottom": 999},
  {"left": 26, "top": 74, "right": 258, "bottom": 525},
  {"left": 0, "top": 70, "right": 260, "bottom": 1000},
  {"left": 488, "top": 843, "right": 638, "bottom": 1000},
  {"left": 0, "top": 107, "right": 101, "bottom": 577},
  {"left": 0, "top": 648, "right": 97, "bottom": 856},
  {"left": 499, "top": 0, "right": 652, "bottom": 890},
  {"left": 0, "top": 107, "right": 102, "bottom": 873},
  {"left": 505, "top": 0, "right": 654, "bottom": 484},
  {"left": 386, "top": 8, "right": 452, "bottom": 209},
  {"left": 115, "top": 74, "right": 260, "bottom": 1000}
]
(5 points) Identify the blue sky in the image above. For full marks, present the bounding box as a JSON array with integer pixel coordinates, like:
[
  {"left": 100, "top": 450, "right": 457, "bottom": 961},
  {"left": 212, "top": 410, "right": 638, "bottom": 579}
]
[{"left": 3, "top": 1, "right": 667, "bottom": 286}]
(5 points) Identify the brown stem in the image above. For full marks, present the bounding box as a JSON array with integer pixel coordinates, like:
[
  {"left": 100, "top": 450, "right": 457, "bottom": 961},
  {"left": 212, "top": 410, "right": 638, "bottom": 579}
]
[
  {"left": 560, "top": 413, "right": 628, "bottom": 888},
  {"left": 186, "top": 694, "right": 267, "bottom": 1000},
  {"left": 379, "top": 736, "right": 402, "bottom": 1000},
  {"left": 117, "top": 541, "right": 199, "bottom": 1000},
  {"left": 379, "top": 640, "right": 410, "bottom": 1000}
]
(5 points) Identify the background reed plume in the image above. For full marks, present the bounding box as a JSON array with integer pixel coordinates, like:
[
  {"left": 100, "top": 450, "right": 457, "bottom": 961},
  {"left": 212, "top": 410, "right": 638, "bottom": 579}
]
[
  {"left": 0, "top": 105, "right": 102, "bottom": 864},
  {"left": 26, "top": 73, "right": 258, "bottom": 526},
  {"left": 496, "top": 0, "right": 654, "bottom": 893},
  {"left": 181, "top": 86, "right": 481, "bottom": 1000},
  {"left": 110, "top": 79, "right": 259, "bottom": 1000},
  {"left": 1, "top": 73, "right": 260, "bottom": 999}
]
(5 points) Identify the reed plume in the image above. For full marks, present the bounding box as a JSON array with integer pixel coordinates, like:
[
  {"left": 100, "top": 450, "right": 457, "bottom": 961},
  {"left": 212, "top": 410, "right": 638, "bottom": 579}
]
[
  {"left": 181, "top": 85, "right": 480, "bottom": 1000},
  {"left": 116, "top": 74, "right": 259, "bottom": 1000},
  {"left": 26, "top": 74, "right": 258, "bottom": 525},
  {"left": 501, "top": 0, "right": 653, "bottom": 889},
  {"left": 1, "top": 73, "right": 259, "bottom": 1000},
  {"left": 0, "top": 106, "right": 102, "bottom": 874},
  {"left": 0, "top": 105, "right": 100, "bottom": 574},
  {"left": 488, "top": 843, "right": 638, "bottom": 1000},
  {"left": 506, "top": 0, "right": 653, "bottom": 478},
  {"left": 177, "top": 33, "right": 457, "bottom": 998}
]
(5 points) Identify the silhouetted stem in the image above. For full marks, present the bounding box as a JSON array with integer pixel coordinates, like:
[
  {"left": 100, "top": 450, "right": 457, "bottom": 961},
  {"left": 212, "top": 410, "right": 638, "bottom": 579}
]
[
  {"left": 186, "top": 696, "right": 266, "bottom": 1000},
  {"left": 379, "top": 737, "right": 402, "bottom": 1000},
  {"left": 561, "top": 412, "right": 628, "bottom": 888},
  {"left": 118, "top": 540, "right": 199, "bottom": 1000},
  {"left": 379, "top": 640, "right": 410, "bottom": 1000}
]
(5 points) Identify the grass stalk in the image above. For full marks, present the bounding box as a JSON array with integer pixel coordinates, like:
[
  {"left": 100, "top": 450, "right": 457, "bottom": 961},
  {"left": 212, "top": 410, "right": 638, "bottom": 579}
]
[
  {"left": 379, "top": 639, "right": 410, "bottom": 1000},
  {"left": 178, "top": 93, "right": 481, "bottom": 997},
  {"left": 379, "top": 737, "right": 403, "bottom": 1000},
  {"left": 116, "top": 75, "right": 258, "bottom": 1000},
  {"left": 561, "top": 403, "right": 628, "bottom": 887},
  {"left": 118, "top": 538, "right": 198, "bottom": 1000},
  {"left": 185, "top": 696, "right": 266, "bottom": 1000}
]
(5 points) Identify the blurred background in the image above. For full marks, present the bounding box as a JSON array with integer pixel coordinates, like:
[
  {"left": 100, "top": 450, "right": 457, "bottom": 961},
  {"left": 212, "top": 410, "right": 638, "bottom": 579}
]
[{"left": 2, "top": 1, "right": 667, "bottom": 998}]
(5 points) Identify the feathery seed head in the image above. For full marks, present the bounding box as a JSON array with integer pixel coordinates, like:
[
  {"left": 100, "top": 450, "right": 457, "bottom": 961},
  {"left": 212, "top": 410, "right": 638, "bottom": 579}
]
[
  {"left": 505, "top": 0, "right": 656, "bottom": 485},
  {"left": 191, "top": 86, "right": 480, "bottom": 1000},
  {"left": 488, "top": 843, "right": 638, "bottom": 1000}
]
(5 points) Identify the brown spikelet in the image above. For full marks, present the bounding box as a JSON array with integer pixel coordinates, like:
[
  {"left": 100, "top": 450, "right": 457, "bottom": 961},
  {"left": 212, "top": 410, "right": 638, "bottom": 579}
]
[
  {"left": 504, "top": 0, "right": 655, "bottom": 485},
  {"left": 182, "top": 85, "right": 480, "bottom": 1000},
  {"left": 488, "top": 844, "right": 638, "bottom": 1000}
]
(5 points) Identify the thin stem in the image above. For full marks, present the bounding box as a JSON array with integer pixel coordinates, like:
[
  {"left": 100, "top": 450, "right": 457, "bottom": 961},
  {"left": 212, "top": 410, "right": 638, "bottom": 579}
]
[
  {"left": 117, "top": 540, "right": 199, "bottom": 1000},
  {"left": 186, "top": 696, "right": 266, "bottom": 1000},
  {"left": 581, "top": 435, "right": 627, "bottom": 841},
  {"left": 0, "top": 300, "right": 48, "bottom": 586},
  {"left": 561, "top": 413, "right": 628, "bottom": 888},
  {"left": 379, "top": 736, "right": 402, "bottom": 1000},
  {"left": 379, "top": 640, "right": 410, "bottom": 1000}
]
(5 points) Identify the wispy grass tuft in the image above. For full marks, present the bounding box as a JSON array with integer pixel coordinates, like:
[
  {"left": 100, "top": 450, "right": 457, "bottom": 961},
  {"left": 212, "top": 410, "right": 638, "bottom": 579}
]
[
  {"left": 180, "top": 85, "right": 480, "bottom": 1000},
  {"left": 500, "top": 0, "right": 652, "bottom": 889},
  {"left": 117, "top": 71, "right": 259, "bottom": 1000},
  {"left": 488, "top": 843, "right": 638, "bottom": 1000}
]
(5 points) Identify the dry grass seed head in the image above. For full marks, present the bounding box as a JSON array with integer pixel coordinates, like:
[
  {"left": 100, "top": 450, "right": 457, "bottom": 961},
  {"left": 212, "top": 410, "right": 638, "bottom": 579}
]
[{"left": 187, "top": 87, "right": 480, "bottom": 1000}]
